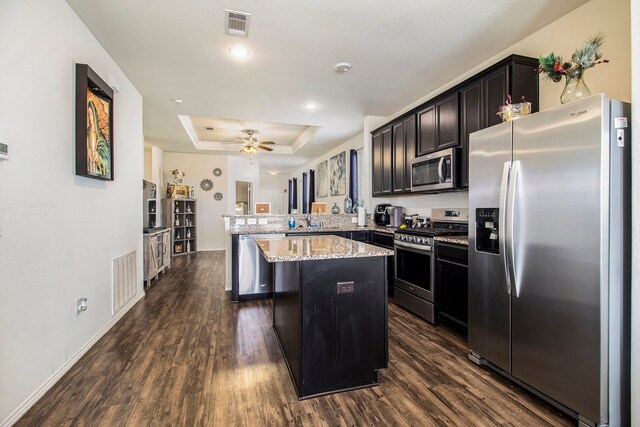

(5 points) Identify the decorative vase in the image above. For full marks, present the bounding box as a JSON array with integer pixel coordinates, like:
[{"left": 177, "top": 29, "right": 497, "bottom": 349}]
[
  {"left": 331, "top": 203, "right": 341, "bottom": 215},
  {"left": 560, "top": 68, "right": 591, "bottom": 104},
  {"left": 343, "top": 196, "right": 352, "bottom": 214}
]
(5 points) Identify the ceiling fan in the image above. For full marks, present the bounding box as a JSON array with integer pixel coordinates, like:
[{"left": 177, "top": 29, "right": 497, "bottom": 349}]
[{"left": 235, "top": 129, "right": 276, "bottom": 154}]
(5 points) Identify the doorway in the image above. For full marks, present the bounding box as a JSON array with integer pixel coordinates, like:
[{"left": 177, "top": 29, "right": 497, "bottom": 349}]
[{"left": 235, "top": 181, "right": 252, "bottom": 215}]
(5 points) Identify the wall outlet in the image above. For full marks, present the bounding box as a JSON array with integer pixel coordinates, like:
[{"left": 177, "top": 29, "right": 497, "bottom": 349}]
[
  {"left": 76, "top": 298, "right": 88, "bottom": 315},
  {"left": 247, "top": 218, "right": 257, "bottom": 225},
  {"left": 351, "top": 217, "right": 358, "bottom": 223}
]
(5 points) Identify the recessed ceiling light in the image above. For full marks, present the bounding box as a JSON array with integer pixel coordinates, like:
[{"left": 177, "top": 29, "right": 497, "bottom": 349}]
[
  {"left": 269, "top": 171, "right": 278, "bottom": 176},
  {"left": 172, "top": 99, "right": 183, "bottom": 105},
  {"left": 334, "top": 62, "right": 352, "bottom": 73},
  {"left": 229, "top": 46, "right": 250, "bottom": 58},
  {"left": 305, "top": 102, "right": 317, "bottom": 110}
]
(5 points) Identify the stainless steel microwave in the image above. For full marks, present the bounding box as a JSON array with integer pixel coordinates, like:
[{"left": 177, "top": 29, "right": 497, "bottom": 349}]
[{"left": 410, "top": 147, "right": 459, "bottom": 192}]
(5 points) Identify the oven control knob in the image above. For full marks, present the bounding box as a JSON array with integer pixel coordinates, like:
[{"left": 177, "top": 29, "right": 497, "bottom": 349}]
[
  {"left": 416, "top": 237, "right": 423, "bottom": 244},
  {"left": 407, "top": 236, "right": 414, "bottom": 242}
]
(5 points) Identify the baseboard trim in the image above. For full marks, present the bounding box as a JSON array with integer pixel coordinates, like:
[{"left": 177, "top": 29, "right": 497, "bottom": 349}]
[{"left": 0, "top": 291, "right": 146, "bottom": 427}]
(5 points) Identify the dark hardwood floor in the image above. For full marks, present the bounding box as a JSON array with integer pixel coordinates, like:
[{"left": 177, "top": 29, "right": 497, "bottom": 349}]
[{"left": 17, "top": 251, "right": 575, "bottom": 426}]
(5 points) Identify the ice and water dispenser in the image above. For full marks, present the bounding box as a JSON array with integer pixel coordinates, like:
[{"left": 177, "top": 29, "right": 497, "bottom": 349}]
[{"left": 475, "top": 208, "right": 500, "bottom": 254}]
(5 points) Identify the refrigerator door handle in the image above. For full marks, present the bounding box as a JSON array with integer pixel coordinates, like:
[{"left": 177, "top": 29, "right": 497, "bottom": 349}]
[
  {"left": 507, "top": 160, "right": 520, "bottom": 297},
  {"left": 437, "top": 157, "right": 445, "bottom": 183},
  {"left": 499, "top": 161, "right": 511, "bottom": 295}
]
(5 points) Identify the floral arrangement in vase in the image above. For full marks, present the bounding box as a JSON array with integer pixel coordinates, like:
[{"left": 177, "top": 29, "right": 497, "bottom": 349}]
[
  {"left": 537, "top": 33, "right": 609, "bottom": 104},
  {"left": 497, "top": 95, "right": 531, "bottom": 122}
]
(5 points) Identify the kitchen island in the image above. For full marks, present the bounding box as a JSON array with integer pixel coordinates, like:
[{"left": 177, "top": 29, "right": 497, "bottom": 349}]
[{"left": 255, "top": 235, "right": 393, "bottom": 399}]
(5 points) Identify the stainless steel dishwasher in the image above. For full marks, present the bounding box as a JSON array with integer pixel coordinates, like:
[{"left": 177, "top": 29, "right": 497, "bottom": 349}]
[{"left": 238, "top": 234, "right": 285, "bottom": 298}]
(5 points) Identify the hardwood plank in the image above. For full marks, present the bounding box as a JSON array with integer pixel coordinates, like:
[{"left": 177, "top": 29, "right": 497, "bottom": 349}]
[{"left": 16, "top": 251, "right": 575, "bottom": 427}]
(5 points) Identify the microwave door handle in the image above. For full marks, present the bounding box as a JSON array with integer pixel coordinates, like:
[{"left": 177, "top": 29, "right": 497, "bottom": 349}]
[
  {"left": 437, "top": 157, "right": 445, "bottom": 183},
  {"left": 498, "top": 161, "right": 511, "bottom": 295}
]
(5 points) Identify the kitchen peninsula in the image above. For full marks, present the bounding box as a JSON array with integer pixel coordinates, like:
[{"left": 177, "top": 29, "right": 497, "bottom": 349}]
[{"left": 255, "top": 234, "right": 393, "bottom": 399}]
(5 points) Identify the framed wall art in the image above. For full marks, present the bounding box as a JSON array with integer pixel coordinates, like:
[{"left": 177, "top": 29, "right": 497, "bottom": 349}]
[
  {"left": 329, "top": 151, "right": 346, "bottom": 196},
  {"left": 316, "top": 160, "right": 328, "bottom": 198},
  {"left": 75, "top": 63, "right": 114, "bottom": 180}
]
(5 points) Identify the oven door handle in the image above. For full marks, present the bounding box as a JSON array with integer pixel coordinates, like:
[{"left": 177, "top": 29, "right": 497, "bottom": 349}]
[
  {"left": 437, "top": 157, "right": 445, "bottom": 183},
  {"left": 394, "top": 240, "right": 432, "bottom": 252}
]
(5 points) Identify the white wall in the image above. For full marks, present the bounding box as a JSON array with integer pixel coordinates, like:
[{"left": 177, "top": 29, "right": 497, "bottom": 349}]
[
  {"left": 0, "top": 0, "right": 144, "bottom": 424},
  {"left": 290, "top": 132, "right": 363, "bottom": 213},
  {"left": 163, "top": 152, "right": 228, "bottom": 250},
  {"left": 259, "top": 173, "right": 289, "bottom": 214},
  {"left": 162, "top": 153, "right": 259, "bottom": 250},
  {"left": 630, "top": 0, "right": 639, "bottom": 424}
]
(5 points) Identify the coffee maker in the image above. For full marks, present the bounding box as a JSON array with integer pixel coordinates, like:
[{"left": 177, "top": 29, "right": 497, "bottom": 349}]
[{"left": 388, "top": 206, "right": 403, "bottom": 227}]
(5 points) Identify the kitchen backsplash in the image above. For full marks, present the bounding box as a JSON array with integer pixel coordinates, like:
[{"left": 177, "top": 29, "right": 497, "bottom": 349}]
[{"left": 223, "top": 213, "right": 372, "bottom": 228}]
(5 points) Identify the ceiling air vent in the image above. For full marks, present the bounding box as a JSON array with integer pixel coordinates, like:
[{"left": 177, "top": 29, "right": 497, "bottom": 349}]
[
  {"left": 225, "top": 9, "right": 250, "bottom": 37},
  {"left": 204, "top": 126, "right": 214, "bottom": 132}
]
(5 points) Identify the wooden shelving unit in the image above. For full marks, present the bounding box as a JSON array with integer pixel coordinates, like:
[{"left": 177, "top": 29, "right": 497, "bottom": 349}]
[{"left": 164, "top": 198, "right": 197, "bottom": 256}]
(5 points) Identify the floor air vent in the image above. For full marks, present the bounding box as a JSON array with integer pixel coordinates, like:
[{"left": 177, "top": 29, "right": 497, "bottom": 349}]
[
  {"left": 113, "top": 251, "right": 137, "bottom": 315},
  {"left": 225, "top": 9, "right": 250, "bottom": 37}
]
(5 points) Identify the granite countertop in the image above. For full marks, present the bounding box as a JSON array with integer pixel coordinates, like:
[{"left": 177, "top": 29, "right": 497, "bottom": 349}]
[
  {"left": 255, "top": 235, "right": 394, "bottom": 262},
  {"left": 434, "top": 235, "right": 469, "bottom": 246},
  {"left": 228, "top": 224, "right": 395, "bottom": 235}
]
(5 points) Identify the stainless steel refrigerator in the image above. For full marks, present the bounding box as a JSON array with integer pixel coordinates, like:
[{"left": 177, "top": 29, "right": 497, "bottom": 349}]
[{"left": 468, "top": 94, "right": 630, "bottom": 427}]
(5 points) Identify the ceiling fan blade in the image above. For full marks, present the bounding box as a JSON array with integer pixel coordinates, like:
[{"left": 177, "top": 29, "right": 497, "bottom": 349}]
[
  {"left": 260, "top": 141, "right": 275, "bottom": 145},
  {"left": 258, "top": 145, "right": 273, "bottom": 152}
]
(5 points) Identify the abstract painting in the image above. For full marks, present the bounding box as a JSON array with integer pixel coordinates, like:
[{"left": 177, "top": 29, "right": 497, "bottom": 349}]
[
  {"left": 316, "top": 160, "right": 328, "bottom": 198},
  {"left": 329, "top": 151, "right": 346, "bottom": 196},
  {"left": 76, "top": 63, "right": 114, "bottom": 180}
]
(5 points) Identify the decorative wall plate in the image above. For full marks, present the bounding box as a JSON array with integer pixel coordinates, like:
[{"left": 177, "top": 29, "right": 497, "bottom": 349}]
[
  {"left": 213, "top": 168, "right": 223, "bottom": 177},
  {"left": 214, "top": 192, "right": 223, "bottom": 201},
  {"left": 200, "top": 179, "right": 213, "bottom": 191}
]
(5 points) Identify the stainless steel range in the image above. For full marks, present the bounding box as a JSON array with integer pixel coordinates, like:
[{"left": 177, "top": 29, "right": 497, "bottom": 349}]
[{"left": 393, "top": 208, "right": 468, "bottom": 323}]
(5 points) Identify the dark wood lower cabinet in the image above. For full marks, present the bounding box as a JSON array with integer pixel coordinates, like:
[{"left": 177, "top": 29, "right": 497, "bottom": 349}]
[
  {"left": 435, "top": 243, "right": 468, "bottom": 336},
  {"left": 272, "top": 257, "right": 388, "bottom": 398}
]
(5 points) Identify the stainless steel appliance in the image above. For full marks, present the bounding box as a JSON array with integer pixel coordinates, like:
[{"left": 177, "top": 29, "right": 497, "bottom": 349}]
[
  {"left": 374, "top": 203, "right": 391, "bottom": 225},
  {"left": 468, "top": 95, "right": 630, "bottom": 427},
  {"left": 410, "top": 147, "right": 459, "bottom": 192},
  {"left": 394, "top": 208, "right": 468, "bottom": 323},
  {"left": 387, "top": 206, "right": 403, "bottom": 227},
  {"left": 238, "top": 234, "right": 285, "bottom": 298}
]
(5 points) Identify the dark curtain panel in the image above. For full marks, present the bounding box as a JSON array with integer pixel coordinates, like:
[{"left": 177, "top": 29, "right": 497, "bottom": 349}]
[
  {"left": 292, "top": 177, "right": 298, "bottom": 212},
  {"left": 309, "top": 169, "right": 315, "bottom": 209},
  {"left": 288, "top": 179, "right": 292, "bottom": 214},
  {"left": 302, "top": 173, "right": 308, "bottom": 214},
  {"left": 349, "top": 149, "right": 358, "bottom": 203}
]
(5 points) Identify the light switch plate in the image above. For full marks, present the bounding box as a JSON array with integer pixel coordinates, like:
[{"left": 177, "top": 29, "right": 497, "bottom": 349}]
[
  {"left": 247, "top": 218, "right": 257, "bottom": 225},
  {"left": 258, "top": 218, "right": 268, "bottom": 225},
  {"left": 235, "top": 218, "right": 246, "bottom": 225}
]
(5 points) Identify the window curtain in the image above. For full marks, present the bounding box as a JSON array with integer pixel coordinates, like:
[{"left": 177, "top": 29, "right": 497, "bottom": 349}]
[
  {"left": 309, "top": 169, "right": 315, "bottom": 210},
  {"left": 288, "top": 179, "right": 292, "bottom": 214},
  {"left": 302, "top": 173, "right": 308, "bottom": 214},
  {"left": 292, "top": 177, "right": 298, "bottom": 212},
  {"left": 349, "top": 149, "right": 358, "bottom": 205}
]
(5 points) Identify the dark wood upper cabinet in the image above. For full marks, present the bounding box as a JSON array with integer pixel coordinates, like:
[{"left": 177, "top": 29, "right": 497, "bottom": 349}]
[
  {"left": 370, "top": 55, "right": 539, "bottom": 196},
  {"left": 403, "top": 115, "right": 416, "bottom": 192},
  {"left": 381, "top": 126, "right": 393, "bottom": 195},
  {"left": 435, "top": 93, "right": 459, "bottom": 150},
  {"left": 371, "top": 131, "right": 383, "bottom": 197},
  {"left": 482, "top": 66, "right": 508, "bottom": 128},
  {"left": 392, "top": 121, "right": 405, "bottom": 194},
  {"left": 460, "top": 81, "right": 482, "bottom": 188},
  {"left": 417, "top": 104, "right": 436, "bottom": 156}
]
